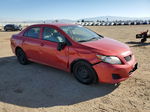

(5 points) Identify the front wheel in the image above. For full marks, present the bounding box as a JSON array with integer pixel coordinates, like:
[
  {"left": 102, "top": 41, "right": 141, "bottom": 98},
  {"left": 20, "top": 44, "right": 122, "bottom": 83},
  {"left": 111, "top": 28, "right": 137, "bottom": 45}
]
[
  {"left": 73, "top": 61, "right": 98, "bottom": 84},
  {"left": 16, "top": 48, "right": 29, "bottom": 65}
]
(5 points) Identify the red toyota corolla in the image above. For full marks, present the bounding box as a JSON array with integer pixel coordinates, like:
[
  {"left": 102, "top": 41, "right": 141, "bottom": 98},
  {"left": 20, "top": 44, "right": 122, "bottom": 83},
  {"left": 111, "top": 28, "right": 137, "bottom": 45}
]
[{"left": 10, "top": 24, "right": 138, "bottom": 84}]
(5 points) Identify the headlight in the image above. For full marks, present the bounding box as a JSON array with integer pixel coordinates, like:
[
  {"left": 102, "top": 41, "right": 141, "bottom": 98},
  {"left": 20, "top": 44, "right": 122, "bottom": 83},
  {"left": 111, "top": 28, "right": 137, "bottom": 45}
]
[{"left": 96, "top": 55, "right": 122, "bottom": 64}]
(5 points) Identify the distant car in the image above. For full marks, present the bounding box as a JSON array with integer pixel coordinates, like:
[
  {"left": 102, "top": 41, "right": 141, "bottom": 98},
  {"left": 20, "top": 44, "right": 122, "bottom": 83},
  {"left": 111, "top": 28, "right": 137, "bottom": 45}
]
[
  {"left": 4, "top": 24, "right": 22, "bottom": 31},
  {"left": 101, "top": 22, "right": 106, "bottom": 26},
  {"left": 10, "top": 24, "right": 138, "bottom": 84}
]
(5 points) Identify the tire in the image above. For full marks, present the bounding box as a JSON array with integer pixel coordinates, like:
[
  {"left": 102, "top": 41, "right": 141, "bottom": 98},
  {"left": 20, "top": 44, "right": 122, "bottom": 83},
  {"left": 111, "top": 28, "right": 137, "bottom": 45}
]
[
  {"left": 73, "top": 61, "right": 98, "bottom": 84},
  {"left": 141, "top": 38, "right": 147, "bottom": 43},
  {"left": 16, "top": 48, "right": 29, "bottom": 65}
]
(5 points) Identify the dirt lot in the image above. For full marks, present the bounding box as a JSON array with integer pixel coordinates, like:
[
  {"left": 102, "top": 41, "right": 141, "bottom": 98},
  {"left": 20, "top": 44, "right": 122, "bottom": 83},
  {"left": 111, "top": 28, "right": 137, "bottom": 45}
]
[{"left": 0, "top": 25, "right": 150, "bottom": 112}]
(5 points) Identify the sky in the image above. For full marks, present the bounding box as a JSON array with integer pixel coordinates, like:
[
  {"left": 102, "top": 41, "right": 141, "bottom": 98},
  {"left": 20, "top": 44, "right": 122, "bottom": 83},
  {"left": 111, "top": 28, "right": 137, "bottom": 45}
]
[{"left": 0, "top": 0, "right": 150, "bottom": 21}]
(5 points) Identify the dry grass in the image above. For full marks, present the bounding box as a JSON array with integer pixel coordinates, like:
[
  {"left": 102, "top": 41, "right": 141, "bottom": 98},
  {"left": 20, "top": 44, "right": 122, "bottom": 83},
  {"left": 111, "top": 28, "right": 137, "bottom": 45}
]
[{"left": 0, "top": 25, "right": 150, "bottom": 112}]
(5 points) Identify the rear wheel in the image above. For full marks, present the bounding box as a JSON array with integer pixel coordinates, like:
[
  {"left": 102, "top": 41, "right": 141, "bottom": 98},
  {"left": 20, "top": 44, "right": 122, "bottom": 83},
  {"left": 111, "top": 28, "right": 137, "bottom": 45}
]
[
  {"left": 16, "top": 48, "right": 29, "bottom": 65},
  {"left": 73, "top": 61, "right": 98, "bottom": 84}
]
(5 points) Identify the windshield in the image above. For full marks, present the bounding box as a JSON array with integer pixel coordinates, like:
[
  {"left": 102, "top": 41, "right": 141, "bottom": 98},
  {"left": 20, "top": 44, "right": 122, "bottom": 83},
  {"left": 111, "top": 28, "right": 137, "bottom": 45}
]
[{"left": 60, "top": 25, "right": 103, "bottom": 42}]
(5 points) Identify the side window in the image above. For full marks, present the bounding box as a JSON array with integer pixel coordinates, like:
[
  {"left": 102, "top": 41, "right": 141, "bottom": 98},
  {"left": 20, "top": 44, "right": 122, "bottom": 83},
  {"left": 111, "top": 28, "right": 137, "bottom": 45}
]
[
  {"left": 42, "top": 27, "right": 65, "bottom": 42},
  {"left": 24, "top": 27, "right": 40, "bottom": 38}
]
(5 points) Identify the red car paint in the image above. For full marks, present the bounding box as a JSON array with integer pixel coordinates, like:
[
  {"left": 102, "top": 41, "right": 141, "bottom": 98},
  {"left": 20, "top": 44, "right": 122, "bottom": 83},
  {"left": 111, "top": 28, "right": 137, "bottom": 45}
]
[{"left": 10, "top": 24, "right": 137, "bottom": 84}]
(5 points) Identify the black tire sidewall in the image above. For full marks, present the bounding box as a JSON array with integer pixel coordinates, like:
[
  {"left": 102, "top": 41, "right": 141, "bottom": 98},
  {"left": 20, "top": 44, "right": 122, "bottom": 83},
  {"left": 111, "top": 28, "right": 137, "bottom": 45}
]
[
  {"left": 73, "top": 61, "right": 97, "bottom": 84},
  {"left": 16, "top": 49, "right": 28, "bottom": 65}
]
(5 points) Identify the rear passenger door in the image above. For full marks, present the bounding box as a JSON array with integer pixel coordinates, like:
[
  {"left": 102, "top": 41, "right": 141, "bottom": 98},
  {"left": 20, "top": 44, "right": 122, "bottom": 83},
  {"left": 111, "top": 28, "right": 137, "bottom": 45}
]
[{"left": 22, "top": 27, "right": 42, "bottom": 61}]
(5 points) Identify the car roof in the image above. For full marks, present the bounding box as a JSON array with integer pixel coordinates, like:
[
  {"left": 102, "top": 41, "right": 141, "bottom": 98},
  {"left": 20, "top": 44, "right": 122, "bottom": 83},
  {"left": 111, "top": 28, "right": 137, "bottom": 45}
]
[{"left": 30, "top": 23, "right": 77, "bottom": 27}]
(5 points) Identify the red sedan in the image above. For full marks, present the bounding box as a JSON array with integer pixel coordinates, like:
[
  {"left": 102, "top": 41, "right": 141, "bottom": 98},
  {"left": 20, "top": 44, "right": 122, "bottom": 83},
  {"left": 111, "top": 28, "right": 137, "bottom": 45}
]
[{"left": 10, "top": 24, "right": 138, "bottom": 84}]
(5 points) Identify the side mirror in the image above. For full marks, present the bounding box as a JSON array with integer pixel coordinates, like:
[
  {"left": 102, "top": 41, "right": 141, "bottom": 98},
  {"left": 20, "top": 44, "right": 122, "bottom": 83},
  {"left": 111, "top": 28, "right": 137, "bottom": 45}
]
[{"left": 57, "top": 42, "right": 66, "bottom": 51}]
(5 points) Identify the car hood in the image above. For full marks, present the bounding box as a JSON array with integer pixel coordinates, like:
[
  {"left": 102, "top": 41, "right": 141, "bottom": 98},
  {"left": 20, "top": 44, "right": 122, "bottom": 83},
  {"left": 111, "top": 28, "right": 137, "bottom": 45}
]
[{"left": 81, "top": 37, "right": 130, "bottom": 55}]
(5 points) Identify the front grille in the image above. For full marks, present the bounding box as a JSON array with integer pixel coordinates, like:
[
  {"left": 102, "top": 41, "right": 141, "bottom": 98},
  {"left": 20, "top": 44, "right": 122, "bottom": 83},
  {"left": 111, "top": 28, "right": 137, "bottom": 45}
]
[{"left": 124, "top": 55, "right": 132, "bottom": 62}]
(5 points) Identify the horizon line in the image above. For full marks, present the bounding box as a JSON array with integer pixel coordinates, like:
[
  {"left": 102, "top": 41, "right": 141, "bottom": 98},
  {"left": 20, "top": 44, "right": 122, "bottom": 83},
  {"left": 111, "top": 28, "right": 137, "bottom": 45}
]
[{"left": 0, "top": 16, "right": 150, "bottom": 23}]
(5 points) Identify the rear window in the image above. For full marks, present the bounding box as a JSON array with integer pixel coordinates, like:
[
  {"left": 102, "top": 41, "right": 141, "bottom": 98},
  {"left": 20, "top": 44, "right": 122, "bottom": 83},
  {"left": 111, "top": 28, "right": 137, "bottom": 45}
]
[
  {"left": 6, "top": 25, "right": 14, "bottom": 27},
  {"left": 24, "top": 27, "right": 40, "bottom": 38}
]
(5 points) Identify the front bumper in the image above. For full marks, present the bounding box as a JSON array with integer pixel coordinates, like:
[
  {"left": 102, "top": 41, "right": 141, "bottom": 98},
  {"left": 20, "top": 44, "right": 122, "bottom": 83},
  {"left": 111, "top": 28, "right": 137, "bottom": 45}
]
[{"left": 93, "top": 55, "right": 138, "bottom": 84}]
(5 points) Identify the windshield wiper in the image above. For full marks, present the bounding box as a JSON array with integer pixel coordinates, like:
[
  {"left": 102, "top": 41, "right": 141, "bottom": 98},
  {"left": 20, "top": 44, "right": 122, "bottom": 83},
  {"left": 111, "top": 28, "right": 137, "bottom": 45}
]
[
  {"left": 88, "top": 37, "right": 99, "bottom": 41},
  {"left": 78, "top": 40, "right": 89, "bottom": 42},
  {"left": 78, "top": 37, "right": 99, "bottom": 42}
]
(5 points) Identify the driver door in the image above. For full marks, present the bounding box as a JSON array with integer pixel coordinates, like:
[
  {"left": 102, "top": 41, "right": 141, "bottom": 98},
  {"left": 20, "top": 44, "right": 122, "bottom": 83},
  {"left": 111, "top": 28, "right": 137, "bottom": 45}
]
[{"left": 40, "top": 27, "right": 69, "bottom": 71}]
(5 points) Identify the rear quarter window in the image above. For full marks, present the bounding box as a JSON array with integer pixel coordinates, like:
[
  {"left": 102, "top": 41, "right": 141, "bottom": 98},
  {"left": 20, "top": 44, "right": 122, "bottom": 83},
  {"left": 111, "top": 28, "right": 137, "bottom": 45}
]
[{"left": 24, "top": 27, "right": 40, "bottom": 38}]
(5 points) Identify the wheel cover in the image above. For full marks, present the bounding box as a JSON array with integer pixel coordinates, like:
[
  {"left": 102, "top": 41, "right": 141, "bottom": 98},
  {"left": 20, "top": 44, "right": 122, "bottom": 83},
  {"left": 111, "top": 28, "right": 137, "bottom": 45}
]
[{"left": 77, "top": 66, "right": 89, "bottom": 79}]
